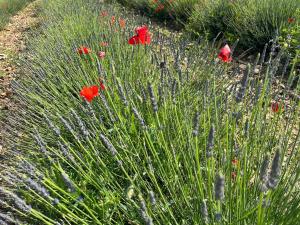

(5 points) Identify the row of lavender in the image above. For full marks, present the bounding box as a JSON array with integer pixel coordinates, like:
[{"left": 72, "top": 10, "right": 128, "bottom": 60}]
[{"left": 0, "top": 0, "right": 299, "bottom": 224}]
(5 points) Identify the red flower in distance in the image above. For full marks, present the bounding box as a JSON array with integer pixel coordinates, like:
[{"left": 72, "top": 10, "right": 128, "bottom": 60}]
[
  {"left": 154, "top": 4, "right": 165, "bottom": 13},
  {"left": 288, "top": 17, "right": 295, "bottom": 23},
  {"left": 77, "top": 46, "right": 90, "bottom": 55},
  {"left": 232, "top": 159, "right": 238, "bottom": 166},
  {"left": 100, "top": 42, "right": 109, "bottom": 47},
  {"left": 128, "top": 25, "right": 151, "bottom": 45},
  {"left": 100, "top": 82, "right": 106, "bottom": 91},
  {"left": 119, "top": 18, "right": 126, "bottom": 29},
  {"left": 101, "top": 11, "right": 108, "bottom": 17},
  {"left": 218, "top": 44, "right": 232, "bottom": 63},
  {"left": 271, "top": 102, "right": 280, "bottom": 113},
  {"left": 98, "top": 51, "right": 106, "bottom": 59},
  {"left": 98, "top": 78, "right": 106, "bottom": 91},
  {"left": 111, "top": 16, "right": 116, "bottom": 25},
  {"left": 80, "top": 85, "right": 99, "bottom": 102},
  {"left": 231, "top": 172, "right": 237, "bottom": 179}
]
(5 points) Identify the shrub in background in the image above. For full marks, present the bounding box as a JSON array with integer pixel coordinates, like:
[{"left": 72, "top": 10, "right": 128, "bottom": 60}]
[
  {"left": 187, "top": 0, "right": 232, "bottom": 39},
  {"left": 117, "top": 0, "right": 299, "bottom": 54},
  {"left": 224, "top": 0, "right": 299, "bottom": 49},
  {"left": 115, "top": 0, "right": 197, "bottom": 27}
]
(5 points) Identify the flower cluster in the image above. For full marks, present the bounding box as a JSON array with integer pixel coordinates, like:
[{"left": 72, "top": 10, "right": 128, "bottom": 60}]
[
  {"left": 152, "top": 0, "right": 174, "bottom": 14},
  {"left": 78, "top": 16, "right": 236, "bottom": 104}
]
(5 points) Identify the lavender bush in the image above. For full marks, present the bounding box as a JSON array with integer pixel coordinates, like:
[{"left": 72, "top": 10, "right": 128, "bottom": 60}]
[{"left": 0, "top": 0, "right": 299, "bottom": 224}]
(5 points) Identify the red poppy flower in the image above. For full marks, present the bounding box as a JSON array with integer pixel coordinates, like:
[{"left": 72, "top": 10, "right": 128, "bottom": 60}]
[
  {"left": 98, "top": 51, "right": 106, "bottom": 59},
  {"left": 100, "top": 82, "right": 106, "bottom": 91},
  {"left": 100, "top": 42, "right": 109, "bottom": 47},
  {"left": 119, "top": 18, "right": 126, "bottom": 29},
  {"left": 218, "top": 44, "right": 232, "bottom": 63},
  {"left": 231, "top": 172, "right": 237, "bottom": 179},
  {"left": 271, "top": 102, "right": 280, "bottom": 113},
  {"left": 154, "top": 4, "right": 165, "bottom": 13},
  {"left": 111, "top": 16, "right": 115, "bottom": 25},
  {"left": 80, "top": 85, "right": 99, "bottom": 102},
  {"left": 77, "top": 46, "right": 90, "bottom": 55},
  {"left": 288, "top": 18, "right": 295, "bottom": 23},
  {"left": 128, "top": 25, "right": 151, "bottom": 45},
  {"left": 98, "top": 78, "right": 106, "bottom": 91},
  {"left": 232, "top": 159, "right": 238, "bottom": 165},
  {"left": 101, "top": 11, "right": 108, "bottom": 17}
]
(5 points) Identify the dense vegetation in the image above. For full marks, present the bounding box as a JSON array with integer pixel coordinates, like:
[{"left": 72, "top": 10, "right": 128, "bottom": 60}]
[
  {"left": 118, "top": 0, "right": 299, "bottom": 54},
  {"left": 0, "top": 0, "right": 299, "bottom": 224},
  {"left": 0, "top": 0, "right": 33, "bottom": 30}
]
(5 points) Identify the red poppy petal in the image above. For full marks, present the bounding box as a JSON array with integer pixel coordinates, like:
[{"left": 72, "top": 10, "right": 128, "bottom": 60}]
[
  {"left": 100, "top": 82, "right": 106, "bottom": 91},
  {"left": 218, "top": 53, "right": 232, "bottom": 63},
  {"left": 136, "top": 33, "right": 151, "bottom": 45},
  {"left": 218, "top": 53, "right": 226, "bottom": 61},
  {"left": 135, "top": 26, "right": 148, "bottom": 35},
  {"left": 145, "top": 34, "right": 151, "bottom": 44},
  {"left": 90, "top": 85, "right": 99, "bottom": 95},
  {"left": 220, "top": 44, "right": 231, "bottom": 55},
  {"left": 80, "top": 87, "right": 88, "bottom": 95},
  {"left": 80, "top": 86, "right": 99, "bottom": 102},
  {"left": 128, "top": 35, "right": 140, "bottom": 45},
  {"left": 271, "top": 102, "right": 280, "bottom": 112}
]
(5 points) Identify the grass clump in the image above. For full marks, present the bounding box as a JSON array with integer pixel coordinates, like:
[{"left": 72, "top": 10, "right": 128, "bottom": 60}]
[
  {"left": 0, "top": 0, "right": 33, "bottom": 30},
  {"left": 0, "top": 0, "right": 299, "bottom": 224}
]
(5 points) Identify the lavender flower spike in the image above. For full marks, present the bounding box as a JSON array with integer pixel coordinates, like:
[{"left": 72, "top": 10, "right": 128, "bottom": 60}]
[
  {"left": 215, "top": 173, "right": 225, "bottom": 201},
  {"left": 100, "top": 134, "right": 118, "bottom": 156},
  {"left": 0, "top": 212, "right": 21, "bottom": 224},
  {"left": 206, "top": 124, "right": 215, "bottom": 158},
  {"left": 149, "top": 191, "right": 156, "bottom": 206},
  {"left": 148, "top": 83, "right": 158, "bottom": 113},
  {"left": 117, "top": 80, "right": 128, "bottom": 106},
  {"left": 61, "top": 172, "right": 76, "bottom": 193},
  {"left": 236, "top": 64, "right": 250, "bottom": 103},
  {"left": 260, "top": 154, "right": 270, "bottom": 182},
  {"left": 267, "top": 150, "right": 281, "bottom": 189},
  {"left": 201, "top": 200, "right": 208, "bottom": 223},
  {"left": 132, "top": 107, "right": 146, "bottom": 129},
  {"left": 0, "top": 188, "right": 31, "bottom": 213},
  {"left": 192, "top": 111, "right": 200, "bottom": 137}
]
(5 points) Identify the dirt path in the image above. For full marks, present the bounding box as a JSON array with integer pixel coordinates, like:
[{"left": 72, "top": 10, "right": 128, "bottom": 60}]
[{"left": 0, "top": 1, "right": 39, "bottom": 155}]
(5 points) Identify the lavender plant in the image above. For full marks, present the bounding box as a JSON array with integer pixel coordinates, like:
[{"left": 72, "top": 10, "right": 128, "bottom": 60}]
[{"left": 0, "top": 0, "right": 299, "bottom": 224}]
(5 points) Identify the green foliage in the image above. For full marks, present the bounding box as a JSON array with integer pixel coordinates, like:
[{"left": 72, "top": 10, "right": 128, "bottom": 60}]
[
  {"left": 0, "top": 0, "right": 33, "bottom": 30},
  {"left": 0, "top": 0, "right": 299, "bottom": 225},
  {"left": 115, "top": 0, "right": 197, "bottom": 26},
  {"left": 187, "top": 0, "right": 232, "bottom": 38},
  {"left": 224, "top": 0, "right": 299, "bottom": 49},
  {"left": 279, "top": 9, "right": 300, "bottom": 70},
  {"left": 117, "top": 0, "right": 299, "bottom": 52}
]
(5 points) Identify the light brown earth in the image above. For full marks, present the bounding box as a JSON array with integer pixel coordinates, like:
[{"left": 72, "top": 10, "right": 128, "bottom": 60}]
[{"left": 0, "top": 1, "right": 39, "bottom": 155}]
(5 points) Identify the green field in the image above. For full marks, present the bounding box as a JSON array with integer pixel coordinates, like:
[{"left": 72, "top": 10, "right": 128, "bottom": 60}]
[{"left": 0, "top": 0, "right": 299, "bottom": 224}]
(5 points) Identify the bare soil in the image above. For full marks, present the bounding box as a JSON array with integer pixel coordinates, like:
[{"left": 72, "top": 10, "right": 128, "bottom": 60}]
[{"left": 0, "top": 1, "right": 39, "bottom": 155}]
